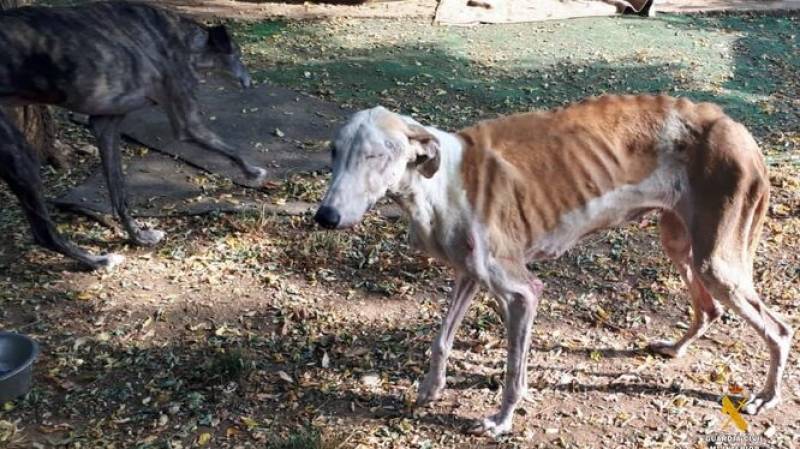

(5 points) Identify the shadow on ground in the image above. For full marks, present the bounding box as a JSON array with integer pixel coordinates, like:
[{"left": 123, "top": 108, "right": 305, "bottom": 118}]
[{"left": 10, "top": 312, "right": 730, "bottom": 447}]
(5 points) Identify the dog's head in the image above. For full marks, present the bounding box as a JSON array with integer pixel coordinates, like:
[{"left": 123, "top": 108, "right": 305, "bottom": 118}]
[
  {"left": 314, "top": 106, "right": 440, "bottom": 229},
  {"left": 188, "top": 24, "right": 252, "bottom": 88}
]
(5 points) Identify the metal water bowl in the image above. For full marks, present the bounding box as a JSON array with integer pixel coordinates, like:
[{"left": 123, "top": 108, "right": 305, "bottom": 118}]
[{"left": 0, "top": 332, "right": 39, "bottom": 401}]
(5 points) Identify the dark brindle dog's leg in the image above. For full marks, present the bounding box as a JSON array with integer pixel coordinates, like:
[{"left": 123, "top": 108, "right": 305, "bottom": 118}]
[
  {"left": 0, "top": 112, "right": 123, "bottom": 269},
  {"left": 89, "top": 115, "right": 165, "bottom": 246},
  {"left": 165, "top": 83, "right": 267, "bottom": 184}
]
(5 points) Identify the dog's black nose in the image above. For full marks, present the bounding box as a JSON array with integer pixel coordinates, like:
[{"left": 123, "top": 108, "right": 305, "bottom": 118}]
[{"left": 314, "top": 206, "right": 340, "bottom": 229}]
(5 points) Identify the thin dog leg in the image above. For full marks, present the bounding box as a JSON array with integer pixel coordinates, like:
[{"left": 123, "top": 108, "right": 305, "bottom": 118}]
[
  {"left": 165, "top": 87, "right": 266, "bottom": 183},
  {"left": 649, "top": 211, "right": 723, "bottom": 358},
  {"left": 696, "top": 258, "right": 792, "bottom": 414},
  {"left": 471, "top": 264, "right": 542, "bottom": 437},
  {"left": 90, "top": 115, "right": 165, "bottom": 246},
  {"left": 649, "top": 271, "right": 720, "bottom": 358},
  {"left": 417, "top": 274, "right": 479, "bottom": 405},
  {"left": 0, "top": 115, "right": 123, "bottom": 269}
]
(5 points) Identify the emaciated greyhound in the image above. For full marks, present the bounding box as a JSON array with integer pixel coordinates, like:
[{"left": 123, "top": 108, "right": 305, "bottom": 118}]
[
  {"left": 0, "top": 1, "right": 266, "bottom": 269},
  {"left": 314, "top": 96, "right": 793, "bottom": 436}
]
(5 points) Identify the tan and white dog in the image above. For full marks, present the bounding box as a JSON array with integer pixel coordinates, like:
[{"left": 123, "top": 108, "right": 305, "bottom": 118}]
[{"left": 314, "top": 95, "right": 793, "bottom": 436}]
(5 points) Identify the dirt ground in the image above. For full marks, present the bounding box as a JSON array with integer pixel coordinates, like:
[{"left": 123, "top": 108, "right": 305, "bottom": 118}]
[{"left": 1, "top": 7, "right": 799, "bottom": 449}]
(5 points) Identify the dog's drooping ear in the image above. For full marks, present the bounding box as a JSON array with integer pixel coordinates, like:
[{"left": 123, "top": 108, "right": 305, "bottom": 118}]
[
  {"left": 407, "top": 124, "right": 440, "bottom": 178},
  {"left": 208, "top": 25, "right": 234, "bottom": 54}
]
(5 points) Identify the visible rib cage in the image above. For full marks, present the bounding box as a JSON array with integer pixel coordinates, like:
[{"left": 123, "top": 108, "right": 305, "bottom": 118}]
[{"left": 458, "top": 95, "right": 728, "bottom": 260}]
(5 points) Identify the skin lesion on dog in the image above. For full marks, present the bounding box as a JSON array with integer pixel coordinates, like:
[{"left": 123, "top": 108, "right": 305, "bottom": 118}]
[
  {"left": 314, "top": 96, "right": 793, "bottom": 437},
  {"left": 0, "top": 1, "right": 266, "bottom": 270}
]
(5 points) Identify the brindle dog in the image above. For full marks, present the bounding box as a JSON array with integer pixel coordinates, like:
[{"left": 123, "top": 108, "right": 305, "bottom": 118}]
[{"left": 0, "top": 1, "right": 266, "bottom": 269}]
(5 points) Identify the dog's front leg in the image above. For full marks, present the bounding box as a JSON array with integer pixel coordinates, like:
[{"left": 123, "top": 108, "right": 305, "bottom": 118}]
[
  {"left": 471, "top": 265, "right": 542, "bottom": 438},
  {"left": 90, "top": 115, "right": 165, "bottom": 246},
  {"left": 165, "top": 88, "right": 267, "bottom": 184},
  {"left": 417, "top": 274, "right": 479, "bottom": 406}
]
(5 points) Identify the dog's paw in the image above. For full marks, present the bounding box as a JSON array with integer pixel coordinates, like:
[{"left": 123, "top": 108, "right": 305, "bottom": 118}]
[
  {"left": 416, "top": 375, "right": 445, "bottom": 407},
  {"left": 92, "top": 253, "right": 125, "bottom": 271},
  {"left": 647, "top": 340, "right": 686, "bottom": 358},
  {"left": 468, "top": 415, "right": 512, "bottom": 439},
  {"left": 134, "top": 229, "right": 166, "bottom": 247},
  {"left": 247, "top": 166, "right": 268, "bottom": 184},
  {"left": 105, "top": 253, "right": 126, "bottom": 269},
  {"left": 742, "top": 392, "right": 780, "bottom": 415}
]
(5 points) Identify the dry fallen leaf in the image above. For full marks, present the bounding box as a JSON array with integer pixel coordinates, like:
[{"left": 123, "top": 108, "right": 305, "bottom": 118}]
[
  {"left": 321, "top": 351, "right": 330, "bottom": 369},
  {"left": 277, "top": 370, "right": 294, "bottom": 384},
  {"left": 197, "top": 432, "right": 212, "bottom": 446}
]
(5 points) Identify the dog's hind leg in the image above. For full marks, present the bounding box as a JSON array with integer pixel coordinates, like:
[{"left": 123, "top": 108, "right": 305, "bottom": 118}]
[
  {"left": 90, "top": 115, "right": 165, "bottom": 246},
  {"left": 0, "top": 115, "right": 123, "bottom": 270},
  {"left": 417, "top": 274, "right": 479, "bottom": 406},
  {"left": 649, "top": 210, "right": 723, "bottom": 358},
  {"left": 165, "top": 87, "right": 267, "bottom": 184},
  {"left": 689, "top": 118, "right": 792, "bottom": 415}
]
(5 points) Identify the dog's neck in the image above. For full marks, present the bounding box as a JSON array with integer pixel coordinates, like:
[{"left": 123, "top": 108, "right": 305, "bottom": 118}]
[{"left": 390, "top": 127, "right": 469, "bottom": 258}]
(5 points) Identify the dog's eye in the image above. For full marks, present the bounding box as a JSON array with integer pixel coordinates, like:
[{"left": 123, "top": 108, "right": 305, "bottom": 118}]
[{"left": 385, "top": 139, "right": 399, "bottom": 152}]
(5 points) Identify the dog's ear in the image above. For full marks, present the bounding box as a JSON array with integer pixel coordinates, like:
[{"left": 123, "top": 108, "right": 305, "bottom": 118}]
[
  {"left": 208, "top": 25, "right": 234, "bottom": 54},
  {"left": 407, "top": 124, "right": 440, "bottom": 178}
]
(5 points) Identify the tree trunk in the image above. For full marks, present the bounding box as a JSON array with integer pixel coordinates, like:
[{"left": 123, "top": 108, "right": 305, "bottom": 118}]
[{"left": 1, "top": 0, "right": 64, "bottom": 167}]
